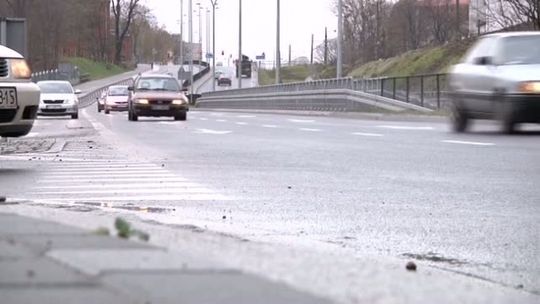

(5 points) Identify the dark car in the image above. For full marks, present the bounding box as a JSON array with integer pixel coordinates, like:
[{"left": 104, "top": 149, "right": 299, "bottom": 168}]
[
  {"left": 217, "top": 74, "right": 232, "bottom": 87},
  {"left": 448, "top": 31, "right": 540, "bottom": 133},
  {"left": 127, "top": 74, "right": 189, "bottom": 121}
]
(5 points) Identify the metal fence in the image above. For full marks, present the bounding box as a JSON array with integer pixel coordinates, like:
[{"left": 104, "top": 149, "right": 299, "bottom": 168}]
[{"left": 202, "top": 73, "right": 450, "bottom": 110}]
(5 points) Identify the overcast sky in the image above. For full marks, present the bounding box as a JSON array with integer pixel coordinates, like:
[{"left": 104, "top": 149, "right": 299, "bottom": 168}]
[{"left": 143, "top": 0, "right": 337, "bottom": 63}]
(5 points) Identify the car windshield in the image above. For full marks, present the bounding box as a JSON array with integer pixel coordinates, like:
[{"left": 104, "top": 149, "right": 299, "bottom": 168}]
[
  {"left": 38, "top": 82, "right": 73, "bottom": 94},
  {"left": 500, "top": 36, "right": 540, "bottom": 65},
  {"left": 136, "top": 77, "right": 180, "bottom": 92},
  {"left": 108, "top": 86, "right": 129, "bottom": 96}
]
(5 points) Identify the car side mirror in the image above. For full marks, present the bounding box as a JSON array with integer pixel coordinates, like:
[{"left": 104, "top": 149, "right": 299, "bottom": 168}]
[
  {"left": 128, "top": 86, "right": 134, "bottom": 91},
  {"left": 75, "top": 89, "right": 82, "bottom": 95},
  {"left": 475, "top": 56, "right": 493, "bottom": 66}
]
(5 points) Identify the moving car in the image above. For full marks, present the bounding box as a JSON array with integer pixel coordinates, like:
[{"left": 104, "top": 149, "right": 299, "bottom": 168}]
[
  {"left": 37, "top": 80, "right": 80, "bottom": 119},
  {"left": 0, "top": 45, "right": 40, "bottom": 137},
  {"left": 127, "top": 74, "right": 189, "bottom": 121},
  {"left": 448, "top": 31, "right": 540, "bottom": 133},
  {"left": 235, "top": 55, "right": 252, "bottom": 78},
  {"left": 217, "top": 74, "right": 232, "bottom": 87},
  {"left": 97, "top": 91, "right": 106, "bottom": 112},
  {"left": 103, "top": 85, "right": 129, "bottom": 114}
]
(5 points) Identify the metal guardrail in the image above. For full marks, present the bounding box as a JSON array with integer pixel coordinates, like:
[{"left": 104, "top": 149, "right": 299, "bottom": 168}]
[
  {"left": 77, "top": 78, "right": 134, "bottom": 109},
  {"left": 201, "top": 73, "right": 449, "bottom": 111}
]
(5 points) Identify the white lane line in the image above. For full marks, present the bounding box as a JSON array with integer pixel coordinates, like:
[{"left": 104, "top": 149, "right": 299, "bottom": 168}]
[
  {"left": 352, "top": 132, "right": 384, "bottom": 137},
  {"left": 45, "top": 167, "right": 163, "bottom": 173},
  {"left": 199, "top": 118, "right": 209, "bottom": 121},
  {"left": 45, "top": 164, "right": 161, "bottom": 169},
  {"left": 237, "top": 115, "right": 256, "bottom": 118},
  {"left": 26, "top": 132, "right": 40, "bottom": 138},
  {"left": 235, "top": 122, "right": 248, "bottom": 125},
  {"left": 39, "top": 173, "right": 176, "bottom": 179},
  {"left": 289, "top": 119, "right": 315, "bottom": 123},
  {"left": 442, "top": 140, "right": 495, "bottom": 146},
  {"left": 216, "top": 119, "right": 228, "bottom": 122},
  {"left": 194, "top": 128, "right": 232, "bottom": 135},
  {"left": 32, "top": 188, "right": 215, "bottom": 195},
  {"left": 210, "top": 113, "right": 224, "bottom": 116},
  {"left": 299, "top": 128, "right": 321, "bottom": 132},
  {"left": 262, "top": 124, "right": 278, "bottom": 128},
  {"left": 377, "top": 125, "right": 434, "bottom": 130},
  {"left": 34, "top": 182, "right": 203, "bottom": 190},
  {"left": 38, "top": 177, "right": 188, "bottom": 184},
  {"left": 41, "top": 194, "right": 231, "bottom": 201}
]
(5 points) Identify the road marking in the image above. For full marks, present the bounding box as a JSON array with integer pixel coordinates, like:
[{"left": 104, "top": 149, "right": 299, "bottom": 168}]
[
  {"left": 157, "top": 122, "right": 177, "bottom": 125},
  {"left": 210, "top": 113, "right": 224, "bottom": 116},
  {"left": 194, "top": 128, "right": 232, "bottom": 135},
  {"left": 377, "top": 125, "right": 434, "bottom": 130},
  {"left": 237, "top": 115, "right": 256, "bottom": 118},
  {"left": 299, "top": 128, "right": 321, "bottom": 132},
  {"left": 34, "top": 182, "right": 203, "bottom": 190},
  {"left": 235, "top": 122, "right": 248, "bottom": 125},
  {"left": 262, "top": 124, "right": 278, "bottom": 128},
  {"left": 46, "top": 167, "right": 162, "bottom": 172},
  {"left": 352, "top": 132, "right": 384, "bottom": 137},
  {"left": 199, "top": 118, "right": 209, "bottom": 121},
  {"left": 40, "top": 172, "right": 176, "bottom": 179},
  {"left": 289, "top": 119, "right": 315, "bottom": 123},
  {"left": 41, "top": 194, "right": 231, "bottom": 201},
  {"left": 26, "top": 132, "right": 40, "bottom": 137},
  {"left": 37, "top": 177, "right": 188, "bottom": 183},
  {"left": 32, "top": 188, "right": 215, "bottom": 195},
  {"left": 442, "top": 140, "right": 495, "bottom": 146},
  {"left": 45, "top": 164, "right": 160, "bottom": 169},
  {"left": 216, "top": 119, "right": 228, "bottom": 122}
]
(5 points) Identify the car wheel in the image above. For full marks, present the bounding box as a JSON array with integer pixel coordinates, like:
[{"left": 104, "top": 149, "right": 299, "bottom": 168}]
[
  {"left": 128, "top": 110, "right": 138, "bottom": 121},
  {"left": 174, "top": 112, "right": 187, "bottom": 121},
  {"left": 450, "top": 103, "right": 468, "bottom": 133},
  {"left": 105, "top": 109, "right": 110, "bottom": 114},
  {"left": 71, "top": 113, "right": 79, "bottom": 120}
]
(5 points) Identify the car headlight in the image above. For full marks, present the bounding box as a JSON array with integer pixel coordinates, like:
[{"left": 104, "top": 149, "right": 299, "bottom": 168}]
[
  {"left": 11, "top": 59, "right": 32, "bottom": 79},
  {"left": 172, "top": 99, "right": 187, "bottom": 105},
  {"left": 518, "top": 82, "right": 540, "bottom": 94},
  {"left": 135, "top": 99, "right": 149, "bottom": 104}
]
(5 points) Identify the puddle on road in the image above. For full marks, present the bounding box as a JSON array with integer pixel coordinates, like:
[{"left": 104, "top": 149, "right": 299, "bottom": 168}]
[{"left": 401, "top": 252, "right": 468, "bottom": 266}]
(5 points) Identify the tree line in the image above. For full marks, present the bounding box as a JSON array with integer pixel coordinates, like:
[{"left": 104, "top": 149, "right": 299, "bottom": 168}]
[{"left": 1, "top": 0, "right": 177, "bottom": 71}]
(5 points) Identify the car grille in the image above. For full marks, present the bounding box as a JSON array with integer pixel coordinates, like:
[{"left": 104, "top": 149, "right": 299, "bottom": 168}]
[
  {"left": 0, "top": 59, "right": 8, "bottom": 77},
  {"left": 149, "top": 100, "right": 172, "bottom": 105},
  {"left": 42, "top": 108, "right": 67, "bottom": 113},
  {"left": 43, "top": 100, "right": 65, "bottom": 104},
  {"left": 0, "top": 109, "right": 17, "bottom": 123}
]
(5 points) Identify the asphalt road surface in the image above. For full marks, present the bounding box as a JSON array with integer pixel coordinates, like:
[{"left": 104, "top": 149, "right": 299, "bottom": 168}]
[{"left": 1, "top": 107, "right": 539, "bottom": 301}]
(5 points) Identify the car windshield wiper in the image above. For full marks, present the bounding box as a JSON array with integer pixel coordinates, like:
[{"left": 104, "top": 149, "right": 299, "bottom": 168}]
[
  {"left": 153, "top": 88, "right": 179, "bottom": 92},
  {"left": 137, "top": 88, "right": 151, "bottom": 91}
]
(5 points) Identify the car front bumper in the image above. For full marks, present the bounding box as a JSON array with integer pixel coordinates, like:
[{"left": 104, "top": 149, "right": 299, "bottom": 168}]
[
  {"left": 105, "top": 104, "right": 128, "bottom": 111},
  {"left": 506, "top": 94, "right": 540, "bottom": 123},
  {"left": 132, "top": 104, "right": 189, "bottom": 117},
  {"left": 38, "top": 104, "right": 78, "bottom": 116},
  {"left": 0, "top": 82, "right": 40, "bottom": 137}
]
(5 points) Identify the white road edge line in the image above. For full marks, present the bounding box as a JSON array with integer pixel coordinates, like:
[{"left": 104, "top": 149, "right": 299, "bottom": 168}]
[
  {"left": 235, "top": 122, "right": 248, "bottom": 125},
  {"left": 262, "top": 124, "right": 278, "bottom": 128},
  {"left": 299, "top": 128, "right": 321, "bottom": 132},
  {"left": 377, "top": 125, "right": 434, "bottom": 130},
  {"left": 442, "top": 140, "right": 495, "bottom": 146},
  {"left": 352, "top": 132, "right": 384, "bottom": 137}
]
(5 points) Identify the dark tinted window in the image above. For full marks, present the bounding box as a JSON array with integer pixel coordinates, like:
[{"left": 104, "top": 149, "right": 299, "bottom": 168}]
[
  {"left": 38, "top": 82, "right": 73, "bottom": 94},
  {"left": 136, "top": 77, "right": 180, "bottom": 92}
]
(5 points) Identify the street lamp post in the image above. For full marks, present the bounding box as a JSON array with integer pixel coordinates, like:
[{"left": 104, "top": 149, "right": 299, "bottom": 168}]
[
  {"left": 238, "top": 0, "right": 242, "bottom": 89},
  {"left": 276, "top": 0, "right": 281, "bottom": 84},
  {"left": 210, "top": 0, "right": 218, "bottom": 91},
  {"left": 337, "top": 0, "right": 343, "bottom": 78},
  {"left": 180, "top": 0, "right": 184, "bottom": 66},
  {"left": 189, "top": 0, "right": 194, "bottom": 100}
]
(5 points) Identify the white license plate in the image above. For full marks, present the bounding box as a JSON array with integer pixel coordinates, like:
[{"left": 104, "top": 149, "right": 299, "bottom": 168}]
[
  {"left": 0, "top": 87, "right": 17, "bottom": 109},
  {"left": 46, "top": 105, "right": 63, "bottom": 109},
  {"left": 152, "top": 105, "right": 169, "bottom": 110}
]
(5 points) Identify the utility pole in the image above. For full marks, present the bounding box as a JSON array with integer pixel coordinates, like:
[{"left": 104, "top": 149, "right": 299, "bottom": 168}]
[
  {"left": 238, "top": 0, "right": 242, "bottom": 89},
  {"left": 206, "top": 9, "right": 211, "bottom": 62},
  {"left": 275, "top": 0, "right": 281, "bottom": 84},
  {"left": 189, "top": 0, "right": 194, "bottom": 99},
  {"left": 324, "top": 27, "right": 328, "bottom": 66},
  {"left": 197, "top": 3, "right": 202, "bottom": 60},
  {"left": 288, "top": 44, "right": 291, "bottom": 66},
  {"left": 456, "top": 0, "right": 460, "bottom": 39},
  {"left": 210, "top": 0, "right": 217, "bottom": 91},
  {"left": 337, "top": 0, "right": 343, "bottom": 78},
  {"left": 310, "top": 34, "right": 314, "bottom": 65},
  {"left": 180, "top": 0, "right": 184, "bottom": 65}
]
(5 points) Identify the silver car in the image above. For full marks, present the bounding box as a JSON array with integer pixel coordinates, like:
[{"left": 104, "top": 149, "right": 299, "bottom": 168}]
[{"left": 448, "top": 31, "right": 540, "bottom": 133}]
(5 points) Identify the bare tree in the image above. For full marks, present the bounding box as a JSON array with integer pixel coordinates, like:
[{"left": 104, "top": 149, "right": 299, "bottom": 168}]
[
  {"left": 474, "top": 0, "right": 539, "bottom": 32},
  {"left": 111, "top": 0, "right": 140, "bottom": 64},
  {"left": 315, "top": 38, "right": 337, "bottom": 64}
]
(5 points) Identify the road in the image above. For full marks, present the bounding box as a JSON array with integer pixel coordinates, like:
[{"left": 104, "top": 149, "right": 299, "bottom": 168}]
[
  {"left": 197, "top": 65, "right": 259, "bottom": 93},
  {"left": 1, "top": 104, "right": 539, "bottom": 302}
]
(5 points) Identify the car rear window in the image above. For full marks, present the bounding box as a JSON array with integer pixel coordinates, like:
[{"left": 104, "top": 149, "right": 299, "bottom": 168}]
[{"left": 500, "top": 36, "right": 540, "bottom": 65}]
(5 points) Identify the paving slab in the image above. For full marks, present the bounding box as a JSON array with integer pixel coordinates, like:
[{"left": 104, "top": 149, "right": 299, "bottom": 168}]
[
  {"left": 0, "top": 213, "right": 87, "bottom": 236},
  {"left": 47, "top": 249, "right": 229, "bottom": 276},
  {"left": 0, "top": 257, "right": 92, "bottom": 285},
  {"left": 0, "top": 287, "right": 139, "bottom": 304},
  {"left": 103, "top": 271, "right": 332, "bottom": 304}
]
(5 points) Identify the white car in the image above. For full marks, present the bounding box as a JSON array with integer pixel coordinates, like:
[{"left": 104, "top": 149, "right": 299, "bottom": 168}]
[
  {"left": 0, "top": 45, "right": 40, "bottom": 137},
  {"left": 37, "top": 81, "right": 81, "bottom": 119}
]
